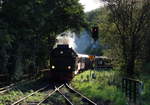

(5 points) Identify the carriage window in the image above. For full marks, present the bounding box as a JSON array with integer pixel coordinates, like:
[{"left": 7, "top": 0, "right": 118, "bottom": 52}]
[{"left": 99, "top": 61, "right": 103, "bottom": 64}]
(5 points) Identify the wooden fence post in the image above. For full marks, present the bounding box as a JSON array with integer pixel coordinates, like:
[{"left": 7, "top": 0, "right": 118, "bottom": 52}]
[{"left": 122, "top": 78, "right": 142, "bottom": 104}]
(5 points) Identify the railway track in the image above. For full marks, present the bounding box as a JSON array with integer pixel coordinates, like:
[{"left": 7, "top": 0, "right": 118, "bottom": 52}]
[
  {"left": 0, "top": 69, "right": 49, "bottom": 94},
  {"left": 65, "top": 83, "right": 97, "bottom": 105},
  {"left": 56, "top": 83, "right": 97, "bottom": 105},
  {"left": 10, "top": 84, "right": 64, "bottom": 105},
  {"left": 0, "top": 80, "right": 33, "bottom": 94},
  {"left": 0, "top": 78, "right": 44, "bottom": 94},
  {"left": 11, "top": 85, "right": 49, "bottom": 105},
  {"left": 10, "top": 83, "right": 97, "bottom": 105},
  {"left": 37, "top": 83, "right": 97, "bottom": 105},
  {"left": 0, "top": 83, "right": 15, "bottom": 94},
  {"left": 36, "top": 84, "right": 64, "bottom": 105}
]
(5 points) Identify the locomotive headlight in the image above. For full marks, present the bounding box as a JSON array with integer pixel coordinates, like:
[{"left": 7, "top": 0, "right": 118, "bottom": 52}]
[
  {"left": 52, "top": 65, "right": 55, "bottom": 69},
  {"left": 60, "top": 51, "right": 63, "bottom": 54},
  {"left": 68, "top": 66, "right": 71, "bottom": 70}
]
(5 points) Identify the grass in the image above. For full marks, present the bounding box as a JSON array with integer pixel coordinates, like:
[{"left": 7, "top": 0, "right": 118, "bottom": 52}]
[
  {"left": 71, "top": 70, "right": 150, "bottom": 105},
  {"left": 0, "top": 70, "right": 149, "bottom": 105},
  {"left": 140, "top": 75, "right": 150, "bottom": 105},
  {"left": 71, "top": 70, "right": 127, "bottom": 105},
  {"left": 26, "top": 92, "right": 46, "bottom": 102},
  {"left": 0, "top": 78, "right": 47, "bottom": 105},
  {"left": 0, "top": 90, "right": 30, "bottom": 104},
  {"left": 45, "top": 93, "right": 67, "bottom": 105}
]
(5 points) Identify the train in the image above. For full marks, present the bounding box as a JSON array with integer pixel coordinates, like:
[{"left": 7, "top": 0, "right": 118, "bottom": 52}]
[
  {"left": 48, "top": 44, "right": 112, "bottom": 82},
  {"left": 49, "top": 44, "right": 77, "bottom": 81}
]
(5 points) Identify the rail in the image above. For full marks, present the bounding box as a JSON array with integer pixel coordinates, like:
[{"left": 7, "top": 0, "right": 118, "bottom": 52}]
[
  {"left": 0, "top": 78, "right": 38, "bottom": 94},
  {"left": 0, "top": 83, "right": 15, "bottom": 94},
  {"left": 10, "top": 83, "right": 97, "bottom": 105},
  {"left": 37, "top": 84, "right": 64, "bottom": 105},
  {"left": 65, "top": 83, "right": 97, "bottom": 105},
  {"left": 11, "top": 85, "right": 48, "bottom": 105},
  {"left": 57, "top": 87, "right": 74, "bottom": 105}
]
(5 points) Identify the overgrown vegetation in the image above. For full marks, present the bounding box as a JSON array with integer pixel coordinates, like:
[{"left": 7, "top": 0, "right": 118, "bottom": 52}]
[
  {"left": 0, "top": 78, "right": 47, "bottom": 105},
  {"left": 0, "top": 0, "right": 149, "bottom": 104},
  {"left": 0, "top": 0, "right": 86, "bottom": 81},
  {"left": 86, "top": 0, "right": 150, "bottom": 77},
  {"left": 0, "top": 70, "right": 149, "bottom": 105},
  {"left": 71, "top": 70, "right": 127, "bottom": 105},
  {"left": 71, "top": 70, "right": 150, "bottom": 105},
  {"left": 140, "top": 75, "right": 150, "bottom": 105},
  {"left": 85, "top": 1, "right": 150, "bottom": 104}
]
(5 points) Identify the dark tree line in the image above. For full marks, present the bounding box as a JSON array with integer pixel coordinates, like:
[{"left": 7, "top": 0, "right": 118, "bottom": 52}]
[
  {"left": 102, "top": 0, "right": 150, "bottom": 77},
  {"left": 86, "top": 0, "right": 150, "bottom": 77},
  {"left": 0, "top": 0, "right": 85, "bottom": 80}
]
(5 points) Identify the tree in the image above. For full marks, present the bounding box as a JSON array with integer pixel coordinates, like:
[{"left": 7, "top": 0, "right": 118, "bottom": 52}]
[
  {"left": 0, "top": 0, "right": 85, "bottom": 80},
  {"left": 101, "top": 0, "right": 150, "bottom": 77}
]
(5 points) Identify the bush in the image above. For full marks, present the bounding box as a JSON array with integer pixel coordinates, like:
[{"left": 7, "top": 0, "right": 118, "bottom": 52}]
[{"left": 71, "top": 70, "right": 127, "bottom": 105}]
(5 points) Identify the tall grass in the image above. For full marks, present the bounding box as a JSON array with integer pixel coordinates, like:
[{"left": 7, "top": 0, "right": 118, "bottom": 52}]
[
  {"left": 0, "top": 78, "right": 47, "bottom": 105},
  {"left": 71, "top": 70, "right": 127, "bottom": 105},
  {"left": 140, "top": 75, "right": 150, "bottom": 105}
]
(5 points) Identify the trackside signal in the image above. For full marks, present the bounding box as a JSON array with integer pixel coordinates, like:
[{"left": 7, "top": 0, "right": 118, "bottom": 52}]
[{"left": 91, "top": 26, "right": 99, "bottom": 41}]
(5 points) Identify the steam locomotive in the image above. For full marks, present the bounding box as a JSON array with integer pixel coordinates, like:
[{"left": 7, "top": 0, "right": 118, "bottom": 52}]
[
  {"left": 49, "top": 44, "right": 77, "bottom": 81},
  {"left": 49, "top": 44, "right": 112, "bottom": 81}
]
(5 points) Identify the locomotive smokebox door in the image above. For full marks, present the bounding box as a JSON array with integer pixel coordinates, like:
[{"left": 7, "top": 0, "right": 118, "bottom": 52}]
[
  {"left": 50, "top": 44, "right": 77, "bottom": 72},
  {"left": 91, "top": 26, "right": 99, "bottom": 41}
]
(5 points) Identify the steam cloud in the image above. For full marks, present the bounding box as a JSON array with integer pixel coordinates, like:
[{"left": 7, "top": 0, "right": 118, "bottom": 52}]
[{"left": 55, "top": 30, "right": 100, "bottom": 54}]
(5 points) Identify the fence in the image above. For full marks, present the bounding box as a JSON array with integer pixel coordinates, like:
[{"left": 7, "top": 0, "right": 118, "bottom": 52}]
[{"left": 122, "top": 77, "right": 143, "bottom": 103}]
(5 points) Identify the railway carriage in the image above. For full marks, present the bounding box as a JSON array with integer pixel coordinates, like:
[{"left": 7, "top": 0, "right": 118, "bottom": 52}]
[
  {"left": 77, "top": 54, "right": 92, "bottom": 71},
  {"left": 94, "top": 56, "right": 113, "bottom": 69}
]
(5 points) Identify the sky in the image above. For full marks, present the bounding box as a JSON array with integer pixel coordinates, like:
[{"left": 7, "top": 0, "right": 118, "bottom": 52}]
[{"left": 79, "top": 0, "right": 105, "bottom": 12}]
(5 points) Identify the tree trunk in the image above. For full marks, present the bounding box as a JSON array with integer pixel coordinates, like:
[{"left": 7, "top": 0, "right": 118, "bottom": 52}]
[
  {"left": 127, "top": 52, "right": 135, "bottom": 77},
  {"left": 14, "top": 43, "right": 23, "bottom": 81},
  {"left": 0, "top": 46, "right": 8, "bottom": 73}
]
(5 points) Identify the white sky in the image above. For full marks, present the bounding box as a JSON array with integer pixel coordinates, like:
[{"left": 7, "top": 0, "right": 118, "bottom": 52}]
[{"left": 79, "top": 0, "right": 105, "bottom": 12}]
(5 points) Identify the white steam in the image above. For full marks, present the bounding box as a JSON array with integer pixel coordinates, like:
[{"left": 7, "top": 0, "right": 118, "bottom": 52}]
[
  {"left": 55, "top": 30, "right": 100, "bottom": 54},
  {"left": 55, "top": 31, "right": 77, "bottom": 50},
  {"left": 74, "top": 31, "right": 93, "bottom": 53}
]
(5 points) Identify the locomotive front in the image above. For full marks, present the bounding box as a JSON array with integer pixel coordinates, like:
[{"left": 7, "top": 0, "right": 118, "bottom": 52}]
[{"left": 50, "top": 44, "right": 77, "bottom": 81}]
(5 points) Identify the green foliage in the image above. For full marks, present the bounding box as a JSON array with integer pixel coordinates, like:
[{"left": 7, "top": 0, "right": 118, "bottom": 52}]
[
  {"left": 85, "top": 7, "right": 117, "bottom": 55},
  {"left": 0, "top": 0, "right": 85, "bottom": 80},
  {"left": 71, "top": 70, "right": 150, "bottom": 105},
  {"left": 26, "top": 92, "right": 46, "bottom": 102},
  {"left": 71, "top": 70, "right": 127, "bottom": 105},
  {"left": 140, "top": 75, "right": 150, "bottom": 105},
  {"left": 0, "top": 90, "right": 24, "bottom": 104},
  {"left": 86, "top": 0, "right": 150, "bottom": 76},
  {"left": 86, "top": 8, "right": 109, "bottom": 26},
  {"left": 107, "top": 0, "right": 149, "bottom": 76},
  {"left": 0, "top": 78, "right": 47, "bottom": 104},
  {"left": 85, "top": 45, "right": 102, "bottom": 55}
]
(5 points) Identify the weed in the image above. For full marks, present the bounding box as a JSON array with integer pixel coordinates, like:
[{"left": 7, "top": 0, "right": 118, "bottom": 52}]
[{"left": 71, "top": 70, "right": 127, "bottom": 105}]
